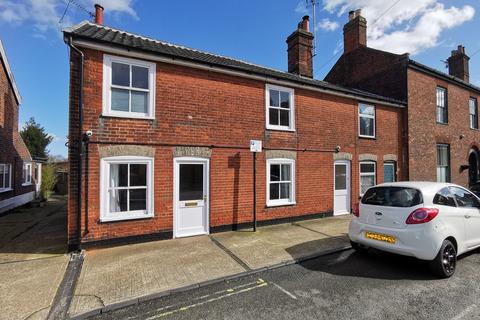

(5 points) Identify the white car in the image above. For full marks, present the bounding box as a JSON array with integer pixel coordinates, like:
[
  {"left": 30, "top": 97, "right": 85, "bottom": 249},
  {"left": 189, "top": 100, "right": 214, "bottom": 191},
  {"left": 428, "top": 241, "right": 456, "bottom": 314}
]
[{"left": 349, "top": 181, "right": 480, "bottom": 278}]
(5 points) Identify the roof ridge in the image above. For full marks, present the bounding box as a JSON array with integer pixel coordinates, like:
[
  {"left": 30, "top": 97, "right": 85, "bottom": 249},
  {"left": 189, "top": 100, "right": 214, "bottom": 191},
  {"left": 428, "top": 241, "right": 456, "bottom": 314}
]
[{"left": 66, "top": 21, "right": 291, "bottom": 76}]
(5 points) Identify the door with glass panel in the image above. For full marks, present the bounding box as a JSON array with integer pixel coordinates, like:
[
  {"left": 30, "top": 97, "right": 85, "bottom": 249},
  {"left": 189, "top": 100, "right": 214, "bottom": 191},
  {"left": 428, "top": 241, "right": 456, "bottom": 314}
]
[
  {"left": 174, "top": 158, "right": 209, "bottom": 238},
  {"left": 334, "top": 160, "right": 351, "bottom": 215}
]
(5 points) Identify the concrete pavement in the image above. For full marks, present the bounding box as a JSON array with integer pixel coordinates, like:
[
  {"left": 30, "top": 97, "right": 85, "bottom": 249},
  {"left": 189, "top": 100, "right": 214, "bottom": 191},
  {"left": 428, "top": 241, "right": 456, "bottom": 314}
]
[
  {"left": 70, "top": 215, "right": 351, "bottom": 318},
  {"left": 0, "top": 196, "right": 69, "bottom": 320}
]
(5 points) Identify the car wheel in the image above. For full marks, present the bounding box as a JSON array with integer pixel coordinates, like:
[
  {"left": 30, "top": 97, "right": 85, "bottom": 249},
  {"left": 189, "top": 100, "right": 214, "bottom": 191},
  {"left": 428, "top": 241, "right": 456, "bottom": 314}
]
[
  {"left": 350, "top": 240, "right": 368, "bottom": 253},
  {"left": 429, "top": 239, "right": 457, "bottom": 278}
]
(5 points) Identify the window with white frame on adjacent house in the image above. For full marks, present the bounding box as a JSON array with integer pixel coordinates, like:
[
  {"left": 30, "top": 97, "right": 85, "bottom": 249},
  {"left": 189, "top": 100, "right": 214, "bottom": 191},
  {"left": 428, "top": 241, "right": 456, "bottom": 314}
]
[
  {"left": 436, "top": 87, "right": 448, "bottom": 124},
  {"left": 22, "top": 162, "right": 32, "bottom": 185},
  {"left": 0, "top": 164, "right": 12, "bottom": 191},
  {"left": 103, "top": 55, "right": 156, "bottom": 119},
  {"left": 267, "top": 158, "right": 295, "bottom": 206},
  {"left": 100, "top": 156, "right": 153, "bottom": 222},
  {"left": 383, "top": 162, "right": 396, "bottom": 183},
  {"left": 266, "top": 84, "right": 295, "bottom": 131},
  {"left": 469, "top": 97, "right": 478, "bottom": 129},
  {"left": 436, "top": 144, "right": 451, "bottom": 182},
  {"left": 360, "top": 161, "right": 376, "bottom": 195},
  {"left": 358, "top": 103, "right": 375, "bottom": 138}
]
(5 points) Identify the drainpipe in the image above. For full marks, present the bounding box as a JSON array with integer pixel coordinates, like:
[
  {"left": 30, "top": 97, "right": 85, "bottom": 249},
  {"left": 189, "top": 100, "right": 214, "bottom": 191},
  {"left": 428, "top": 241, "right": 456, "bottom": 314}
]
[{"left": 66, "top": 36, "right": 84, "bottom": 252}]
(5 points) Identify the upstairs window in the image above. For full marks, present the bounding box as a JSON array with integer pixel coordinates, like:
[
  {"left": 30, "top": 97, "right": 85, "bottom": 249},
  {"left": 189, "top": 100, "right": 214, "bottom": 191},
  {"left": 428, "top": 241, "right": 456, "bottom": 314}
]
[
  {"left": 267, "top": 158, "right": 295, "bottom": 206},
  {"left": 436, "top": 87, "right": 448, "bottom": 124},
  {"left": 358, "top": 103, "right": 375, "bottom": 138},
  {"left": 103, "top": 55, "right": 156, "bottom": 119},
  {"left": 0, "top": 164, "right": 12, "bottom": 191},
  {"left": 436, "top": 144, "right": 450, "bottom": 182},
  {"left": 470, "top": 98, "right": 478, "bottom": 129},
  {"left": 266, "top": 84, "right": 295, "bottom": 131},
  {"left": 22, "top": 162, "right": 32, "bottom": 185}
]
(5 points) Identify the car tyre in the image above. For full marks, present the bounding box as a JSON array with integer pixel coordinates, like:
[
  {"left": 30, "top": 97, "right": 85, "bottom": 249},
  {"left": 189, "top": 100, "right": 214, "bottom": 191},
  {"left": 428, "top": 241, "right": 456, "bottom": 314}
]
[
  {"left": 350, "top": 240, "right": 368, "bottom": 253},
  {"left": 429, "top": 239, "right": 457, "bottom": 278}
]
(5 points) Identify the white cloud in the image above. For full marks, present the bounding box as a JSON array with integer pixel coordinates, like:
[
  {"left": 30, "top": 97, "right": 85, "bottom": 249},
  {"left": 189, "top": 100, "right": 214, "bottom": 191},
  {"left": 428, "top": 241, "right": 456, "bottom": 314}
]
[
  {"left": 322, "top": 0, "right": 475, "bottom": 54},
  {"left": 295, "top": 1, "right": 309, "bottom": 15},
  {"left": 0, "top": 0, "right": 138, "bottom": 37},
  {"left": 317, "top": 18, "right": 339, "bottom": 31}
]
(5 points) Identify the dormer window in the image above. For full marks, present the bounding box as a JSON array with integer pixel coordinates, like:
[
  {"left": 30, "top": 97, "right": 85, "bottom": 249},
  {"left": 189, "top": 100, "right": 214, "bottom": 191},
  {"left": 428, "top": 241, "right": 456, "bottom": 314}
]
[{"left": 103, "top": 55, "right": 156, "bottom": 119}]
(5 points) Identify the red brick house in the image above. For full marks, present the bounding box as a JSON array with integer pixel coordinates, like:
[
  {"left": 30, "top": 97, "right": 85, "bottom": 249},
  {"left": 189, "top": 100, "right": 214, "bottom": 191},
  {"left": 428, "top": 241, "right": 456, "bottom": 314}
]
[
  {"left": 63, "top": 7, "right": 406, "bottom": 248},
  {"left": 326, "top": 9, "right": 480, "bottom": 188},
  {"left": 0, "top": 39, "right": 37, "bottom": 213}
]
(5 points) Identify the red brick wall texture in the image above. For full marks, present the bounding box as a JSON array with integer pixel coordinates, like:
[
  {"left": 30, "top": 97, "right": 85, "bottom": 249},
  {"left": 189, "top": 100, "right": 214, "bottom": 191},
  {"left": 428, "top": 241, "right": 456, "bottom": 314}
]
[{"left": 68, "top": 48, "right": 405, "bottom": 244}]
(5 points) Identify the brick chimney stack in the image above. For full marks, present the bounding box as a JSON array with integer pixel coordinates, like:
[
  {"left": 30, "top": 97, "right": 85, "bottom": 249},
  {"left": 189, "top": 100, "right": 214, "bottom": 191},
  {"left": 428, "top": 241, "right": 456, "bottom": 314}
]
[
  {"left": 447, "top": 45, "right": 470, "bottom": 83},
  {"left": 94, "top": 4, "right": 104, "bottom": 25},
  {"left": 287, "top": 15, "right": 314, "bottom": 78},
  {"left": 343, "top": 9, "right": 367, "bottom": 54}
]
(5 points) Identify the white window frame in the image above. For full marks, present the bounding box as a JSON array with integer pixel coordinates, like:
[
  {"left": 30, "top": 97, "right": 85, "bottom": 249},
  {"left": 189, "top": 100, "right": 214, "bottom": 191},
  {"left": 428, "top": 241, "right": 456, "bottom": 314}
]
[
  {"left": 100, "top": 156, "right": 154, "bottom": 222},
  {"left": 359, "top": 161, "right": 376, "bottom": 196},
  {"left": 102, "top": 54, "right": 156, "bottom": 119},
  {"left": 266, "top": 158, "right": 296, "bottom": 207},
  {"left": 0, "top": 163, "right": 12, "bottom": 192},
  {"left": 358, "top": 103, "right": 375, "bottom": 138},
  {"left": 22, "top": 162, "right": 32, "bottom": 186},
  {"left": 383, "top": 162, "right": 396, "bottom": 183},
  {"left": 265, "top": 84, "right": 295, "bottom": 131},
  {"left": 469, "top": 97, "right": 478, "bottom": 130}
]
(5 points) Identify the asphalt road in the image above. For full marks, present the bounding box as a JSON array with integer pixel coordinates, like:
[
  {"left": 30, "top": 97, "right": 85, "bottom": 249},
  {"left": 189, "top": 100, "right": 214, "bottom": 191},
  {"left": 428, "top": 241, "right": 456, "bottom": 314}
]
[{"left": 89, "top": 248, "right": 480, "bottom": 320}]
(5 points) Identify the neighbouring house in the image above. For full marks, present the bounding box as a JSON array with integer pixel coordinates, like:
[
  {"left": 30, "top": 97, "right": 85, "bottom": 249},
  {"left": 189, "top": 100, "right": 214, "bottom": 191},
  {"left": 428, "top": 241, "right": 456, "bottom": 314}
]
[
  {"left": 326, "top": 9, "right": 480, "bottom": 187},
  {"left": 0, "top": 39, "right": 37, "bottom": 213},
  {"left": 63, "top": 5, "right": 406, "bottom": 248}
]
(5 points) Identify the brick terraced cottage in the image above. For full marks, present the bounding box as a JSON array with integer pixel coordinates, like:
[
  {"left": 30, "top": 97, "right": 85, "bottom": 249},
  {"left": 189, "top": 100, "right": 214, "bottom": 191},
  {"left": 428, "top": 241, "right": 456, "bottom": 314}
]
[
  {"left": 64, "top": 6, "right": 406, "bottom": 248},
  {"left": 326, "top": 9, "right": 480, "bottom": 188},
  {"left": 0, "top": 39, "right": 37, "bottom": 213}
]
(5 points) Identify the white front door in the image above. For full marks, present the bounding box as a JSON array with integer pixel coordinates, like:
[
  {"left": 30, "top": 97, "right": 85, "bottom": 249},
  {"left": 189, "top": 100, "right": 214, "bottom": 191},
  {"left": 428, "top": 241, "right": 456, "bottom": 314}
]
[
  {"left": 174, "top": 158, "right": 209, "bottom": 238},
  {"left": 334, "top": 160, "right": 351, "bottom": 215}
]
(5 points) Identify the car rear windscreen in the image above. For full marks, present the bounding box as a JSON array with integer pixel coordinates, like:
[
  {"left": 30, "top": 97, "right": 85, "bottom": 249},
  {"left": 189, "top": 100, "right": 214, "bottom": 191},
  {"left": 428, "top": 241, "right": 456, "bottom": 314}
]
[{"left": 361, "top": 187, "right": 423, "bottom": 207}]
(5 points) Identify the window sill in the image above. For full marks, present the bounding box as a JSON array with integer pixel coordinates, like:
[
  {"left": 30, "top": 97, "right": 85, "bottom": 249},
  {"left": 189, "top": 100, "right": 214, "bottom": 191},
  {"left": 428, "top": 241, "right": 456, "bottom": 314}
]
[
  {"left": 436, "top": 122, "right": 449, "bottom": 126},
  {"left": 22, "top": 183, "right": 32, "bottom": 187},
  {"left": 266, "top": 126, "right": 295, "bottom": 132},
  {"left": 99, "top": 213, "right": 154, "bottom": 223},
  {"left": 358, "top": 135, "right": 376, "bottom": 140},
  {"left": 266, "top": 201, "right": 296, "bottom": 208},
  {"left": 0, "top": 188, "right": 13, "bottom": 193},
  {"left": 101, "top": 113, "right": 155, "bottom": 120}
]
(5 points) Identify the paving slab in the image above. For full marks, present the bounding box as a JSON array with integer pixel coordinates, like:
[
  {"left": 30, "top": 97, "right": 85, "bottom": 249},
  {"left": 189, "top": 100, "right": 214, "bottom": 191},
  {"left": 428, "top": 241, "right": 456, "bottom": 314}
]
[
  {"left": 69, "top": 235, "right": 245, "bottom": 317},
  {"left": 211, "top": 216, "right": 351, "bottom": 270},
  {"left": 0, "top": 255, "right": 69, "bottom": 320}
]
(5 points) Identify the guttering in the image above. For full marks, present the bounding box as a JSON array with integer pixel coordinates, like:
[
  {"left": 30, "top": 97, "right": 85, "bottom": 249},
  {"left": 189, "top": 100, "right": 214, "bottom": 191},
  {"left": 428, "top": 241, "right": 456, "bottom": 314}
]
[
  {"left": 70, "top": 38, "right": 406, "bottom": 109},
  {"left": 65, "top": 36, "right": 84, "bottom": 252}
]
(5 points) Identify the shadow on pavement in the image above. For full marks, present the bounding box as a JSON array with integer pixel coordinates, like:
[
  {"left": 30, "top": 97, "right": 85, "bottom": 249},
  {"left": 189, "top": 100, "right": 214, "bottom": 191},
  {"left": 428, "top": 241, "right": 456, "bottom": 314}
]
[
  {"left": 0, "top": 195, "right": 67, "bottom": 258},
  {"left": 286, "top": 238, "right": 439, "bottom": 281}
]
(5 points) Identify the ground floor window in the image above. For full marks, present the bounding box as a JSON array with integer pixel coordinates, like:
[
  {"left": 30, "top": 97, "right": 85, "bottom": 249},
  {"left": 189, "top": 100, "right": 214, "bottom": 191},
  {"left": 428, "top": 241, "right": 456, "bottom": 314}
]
[
  {"left": 360, "top": 161, "right": 376, "bottom": 196},
  {"left": 22, "top": 162, "right": 32, "bottom": 185},
  {"left": 0, "top": 163, "right": 12, "bottom": 191},
  {"left": 267, "top": 158, "right": 295, "bottom": 206},
  {"left": 383, "top": 162, "right": 396, "bottom": 183},
  {"left": 100, "top": 156, "right": 154, "bottom": 222},
  {"left": 436, "top": 144, "right": 450, "bottom": 183}
]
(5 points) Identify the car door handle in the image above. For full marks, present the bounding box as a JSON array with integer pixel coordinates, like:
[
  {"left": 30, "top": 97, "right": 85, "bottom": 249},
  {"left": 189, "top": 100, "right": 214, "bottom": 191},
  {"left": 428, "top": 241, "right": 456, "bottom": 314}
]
[{"left": 465, "top": 215, "right": 471, "bottom": 219}]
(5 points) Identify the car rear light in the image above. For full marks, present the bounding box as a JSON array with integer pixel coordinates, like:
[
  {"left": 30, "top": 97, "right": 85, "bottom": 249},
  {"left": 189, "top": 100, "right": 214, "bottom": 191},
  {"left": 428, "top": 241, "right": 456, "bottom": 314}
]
[
  {"left": 352, "top": 203, "right": 360, "bottom": 217},
  {"left": 405, "top": 208, "right": 439, "bottom": 224}
]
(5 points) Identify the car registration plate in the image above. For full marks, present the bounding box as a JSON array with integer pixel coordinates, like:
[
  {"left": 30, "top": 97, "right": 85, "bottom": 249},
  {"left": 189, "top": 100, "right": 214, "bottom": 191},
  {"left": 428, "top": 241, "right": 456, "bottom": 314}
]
[{"left": 365, "top": 231, "right": 396, "bottom": 244}]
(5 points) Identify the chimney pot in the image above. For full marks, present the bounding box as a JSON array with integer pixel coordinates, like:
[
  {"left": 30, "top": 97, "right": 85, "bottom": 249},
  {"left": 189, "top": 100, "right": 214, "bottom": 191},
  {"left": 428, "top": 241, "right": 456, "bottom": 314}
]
[
  {"left": 348, "top": 10, "right": 355, "bottom": 21},
  {"left": 94, "top": 4, "right": 104, "bottom": 25}
]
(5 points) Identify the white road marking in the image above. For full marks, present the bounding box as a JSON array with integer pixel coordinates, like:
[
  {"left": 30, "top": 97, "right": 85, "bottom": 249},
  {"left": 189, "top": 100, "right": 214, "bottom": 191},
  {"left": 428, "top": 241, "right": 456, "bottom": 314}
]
[
  {"left": 451, "top": 304, "right": 477, "bottom": 320},
  {"left": 271, "top": 282, "right": 297, "bottom": 300}
]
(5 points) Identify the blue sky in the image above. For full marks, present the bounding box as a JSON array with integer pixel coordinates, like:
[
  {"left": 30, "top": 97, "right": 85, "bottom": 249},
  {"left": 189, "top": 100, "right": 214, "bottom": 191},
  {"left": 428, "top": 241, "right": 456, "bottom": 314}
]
[{"left": 1, "top": 0, "right": 479, "bottom": 157}]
